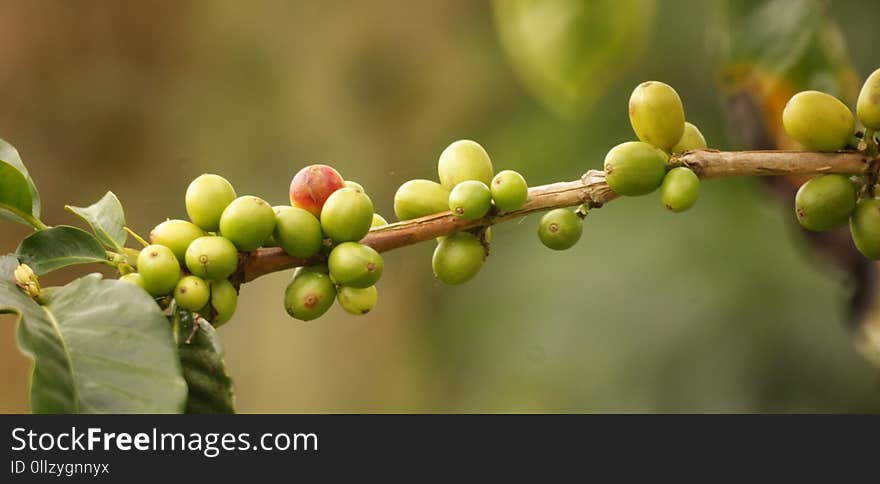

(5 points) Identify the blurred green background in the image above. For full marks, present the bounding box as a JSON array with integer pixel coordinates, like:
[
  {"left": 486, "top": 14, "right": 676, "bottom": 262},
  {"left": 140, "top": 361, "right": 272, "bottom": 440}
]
[{"left": 2, "top": 0, "right": 879, "bottom": 413}]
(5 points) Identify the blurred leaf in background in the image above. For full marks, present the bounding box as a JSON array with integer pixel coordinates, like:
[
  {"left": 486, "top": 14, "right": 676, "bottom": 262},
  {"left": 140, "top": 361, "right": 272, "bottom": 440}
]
[
  {"left": 715, "top": 0, "right": 880, "bottom": 365},
  {"left": 716, "top": 0, "right": 859, "bottom": 150},
  {"left": 493, "top": 0, "right": 656, "bottom": 118}
]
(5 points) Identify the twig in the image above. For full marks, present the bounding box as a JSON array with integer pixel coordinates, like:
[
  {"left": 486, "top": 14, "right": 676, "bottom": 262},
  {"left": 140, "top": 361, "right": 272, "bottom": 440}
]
[{"left": 238, "top": 149, "right": 875, "bottom": 283}]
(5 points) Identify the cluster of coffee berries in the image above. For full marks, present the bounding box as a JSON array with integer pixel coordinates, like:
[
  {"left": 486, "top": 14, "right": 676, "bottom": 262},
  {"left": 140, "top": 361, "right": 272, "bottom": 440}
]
[
  {"left": 603, "top": 81, "right": 707, "bottom": 217},
  {"left": 118, "top": 163, "right": 388, "bottom": 325},
  {"left": 788, "top": 68, "right": 880, "bottom": 260},
  {"left": 394, "top": 140, "right": 529, "bottom": 284},
  {"left": 119, "top": 174, "right": 252, "bottom": 326},
  {"left": 283, "top": 164, "right": 384, "bottom": 320}
]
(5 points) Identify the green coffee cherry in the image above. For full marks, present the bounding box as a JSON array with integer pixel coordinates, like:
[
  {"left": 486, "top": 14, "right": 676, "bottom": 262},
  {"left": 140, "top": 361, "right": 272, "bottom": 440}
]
[
  {"left": 603, "top": 141, "right": 668, "bottom": 196},
  {"left": 185, "top": 174, "right": 237, "bottom": 231},
  {"left": 490, "top": 170, "right": 528, "bottom": 212},
  {"left": 783, "top": 90, "right": 854, "bottom": 152},
  {"left": 137, "top": 244, "right": 181, "bottom": 296},
  {"left": 284, "top": 270, "right": 336, "bottom": 321},
  {"left": 432, "top": 232, "right": 484, "bottom": 285},
  {"left": 274, "top": 206, "right": 324, "bottom": 259},
  {"left": 660, "top": 167, "right": 699, "bottom": 213},
  {"left": 537, "top": 209, "right": 582, "bottom": 250},
  {"left": 320, "top": 187, "right": 374, "bottom": 243},
  {"left": 794, "top": 174, "right": 856, "bottom": 231},
  {"left": 344, "top": 180, "right": 372, "bottom": 204},
  {"left": 449, "top": 180, "right": 492, "bottom": 220},
  {"left": 345, "top": 180, "right": 364, "bottom": 191},
  {"left": 328, "top": 242, "right": 384, "bottom": 288},
  {"left": 219, "top": 195, "right": 276, "bottom": 251},
  {"left": 293, "top": 263, "right": 330, "bottom": 280},
  {"left": 122, "top": 247, "right": 141, "bottom": 268},
  {"left": 174, "top": 275, "right": 210, "bottom": 312},
  {"left": 371, "top": 213, "right": 388, "bottom": 227},
  {"left": 628, "top": 81, "right": 686, "bottom": 151},
  {"left": 119, "top": 272, "right": 147, "bottom": 290},
  {"left": 150, "top": 219, "right": 205, "bottom": 262},
  {"left": 393, "top": 179, "right": 450, "bottom": 221},
  {"left": 438, "top": 140, "right": 494, "bottom": 190},
  {"left": 210, "top": 279, "right": 238, "bottom": 327},
  {"left": 185, "top": 236, "right": 239, "bottom": 280},
  {"left": 671, "top": 122, "right": 707, "bottom": 154},
  {"left": 337, "top": 285, "right": 378, "bottom": 315},
  {"left": 850, "top": 198, "right": 880, "bottom": 259},
  {"left": 857, "top": 68, "right": 880, "bottom": 130}
]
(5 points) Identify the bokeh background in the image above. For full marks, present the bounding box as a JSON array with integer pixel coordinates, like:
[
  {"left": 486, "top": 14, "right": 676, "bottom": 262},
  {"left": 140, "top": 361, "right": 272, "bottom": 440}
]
[{"left": 2, "top": 0, "right": 880, "bottom": 413}]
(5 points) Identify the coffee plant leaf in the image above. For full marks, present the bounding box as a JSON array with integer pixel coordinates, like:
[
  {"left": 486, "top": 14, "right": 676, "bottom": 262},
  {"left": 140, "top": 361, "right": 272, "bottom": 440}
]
[
  {"left": 493, "top": 0, "right": 655, "bottom": 118},
  {"left": 0, "top": 254, "right": 187, "bottom": 413},
  {"left": 0, "top": 138, "right": 40, "bottom": 226},
  {"left": 174, "top": 309, "right": 236, "bottom": 414},
  {"left": 16, "top": 226, "right": 108, "bottom": 275},
  {"left": 65, "top": 191, "right": 128, "bottom": 251}
]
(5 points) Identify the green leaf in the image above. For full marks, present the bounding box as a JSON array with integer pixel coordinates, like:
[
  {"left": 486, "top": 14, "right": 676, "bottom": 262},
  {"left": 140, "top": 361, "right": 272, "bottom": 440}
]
[
  {"left": 16, "top": 226, "right": 109, "bottom": 275},
  {"left": 175, "top": 309, "right": 235, "bottom": 414},
  {"left": 65, "top": 191, "right": 128, "bottom": 251},
  {"left": 0, "top": 254, "right": 187, "bottom": 413},
  {"left": 717, "top": 0, "right": 859, "bottom": 149},
  {"left": 0, "top": 160, "right": 33, "bottom": 226},
  {"left": 0, "top": 138, "right": 41, "bottom": 226},
  {"left": 719, "top": 0, "right": 858, "bottom": 101},
  {"left": 493, "top": 0, "right": 655, "bottom": 118},
  {"left": 723, "top": 0, "right": 818, "bottom": 67}
]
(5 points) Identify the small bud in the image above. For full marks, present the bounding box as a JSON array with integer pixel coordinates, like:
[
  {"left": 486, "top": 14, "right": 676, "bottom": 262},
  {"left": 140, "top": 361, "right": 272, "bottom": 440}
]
[
  {"left": 14, "top": 263, "right": 36, "bottom": 285},
  {"left": 14, "top": 263, "right": 41, "bottom": 300}
]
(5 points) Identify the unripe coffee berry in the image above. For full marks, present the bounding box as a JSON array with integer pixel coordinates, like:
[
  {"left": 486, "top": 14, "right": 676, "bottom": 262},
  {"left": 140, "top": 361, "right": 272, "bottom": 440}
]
[
  {"left": 292, "top": 264, "right": 330, "bottom": 282},
  {"left": 320, "top": 187, "right": 374, "bottom": 243},
  {"left": 185, "top": 236, "right": 239, "bottom": 280},
  {"left": 284, "top": 270, "right": 336, "bottom": 321},
  {"left": 122, "top": 248, "right": 141, "bottom": 268},
  {"left": 137, "top": 244, "right": 181, "bottom": 296},
  {"left": 209, "top": 279, "right": 238, "bottom": 327},
  {"left": 119, "top": 272, "right": 147, "bottom": 290},
  {"left": 857, "top": 68, "right": 880, "bottom": 130},
  {"left": 794, "top": 174, "right": 856, "bottom": 231},
  {"left": 219, "top": 195, "right": 276, "bottom": 251},
  {"left": 344, "top": 180, "right": 365, "bottom": 193},
  {"left": 628, "top": 81, "right": 686, "bottom": 151},
  {"left": 185, "top": 174, "right": 237, "bottom": 231},
  {"left": 449, "top": 180, "right": 492, "bottom": 220},
  {"left": 337, "top": 285, "right": 378, "bottom": 315},
  {"left": 394, "top": 179, "right": 450, "bottom": 221},
  {"left": 783, "top": 90, "right": 854, "bottom": 152},
  {"left": 274, "top": 206, "right": 324, "bottom": 259},
  {"left": 671, "top": 122, "right": 707, "bottom": 154},
  {"left": 174, "top": 275, "right": 210, "bottom": 312},
  {"left": 328, "top": 242, "right": 384, "bottom": 288},
  {"left": 491, "top": 170, "right": 529, "bottom": 212},
  {"left": 289, "top": 164, "right": 345, "bottom": 218},
  {"left": 150, "top": 219, "right": 205, "bottom": 262},
  {"left": 432, "top": 232, "right": 485, "bottom": 285},
  {"left": 660, "top": 167, "right": 699, "bottom": 213},
  {"left": 850, "top": 198, "right": 880, "bottom": 259},
  {"left": 438, "top": 140, "right": 494, "bottom": 190},
  {"left": 371, "top": 213, "right": 388, "bottom": 227},
  {"left": 604, "top": 141, "right": 668, "bottom": 196},
  {"left": 537, "top": 208, "right": 582, "bottom": 250}
]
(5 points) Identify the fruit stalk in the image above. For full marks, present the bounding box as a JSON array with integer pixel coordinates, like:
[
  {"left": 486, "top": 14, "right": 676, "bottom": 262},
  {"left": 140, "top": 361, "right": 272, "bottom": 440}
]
[{"left": 239, "top": 149, "right": 875, "bottom": 283}]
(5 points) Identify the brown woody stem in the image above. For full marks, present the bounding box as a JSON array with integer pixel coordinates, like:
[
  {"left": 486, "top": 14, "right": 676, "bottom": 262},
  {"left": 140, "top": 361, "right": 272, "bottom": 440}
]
[{"left": 238, "top": 149, "right": 875, "bottom": 283}]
